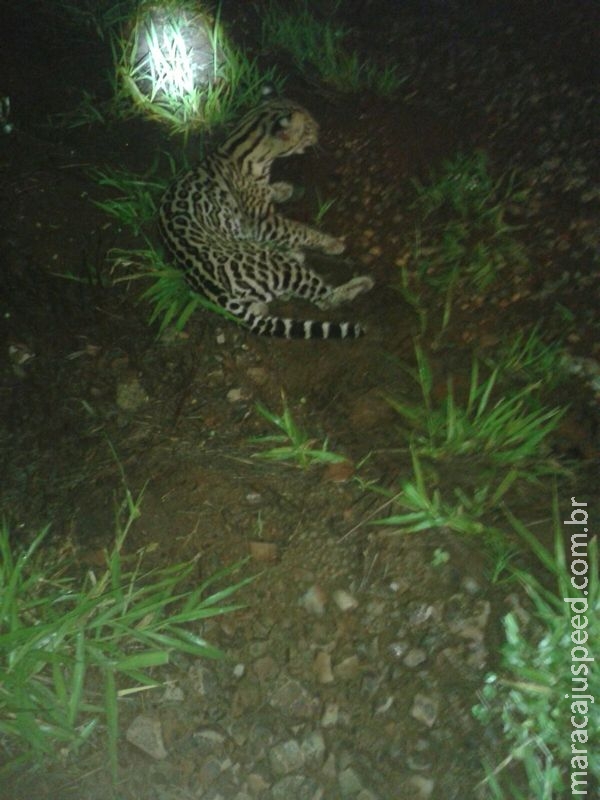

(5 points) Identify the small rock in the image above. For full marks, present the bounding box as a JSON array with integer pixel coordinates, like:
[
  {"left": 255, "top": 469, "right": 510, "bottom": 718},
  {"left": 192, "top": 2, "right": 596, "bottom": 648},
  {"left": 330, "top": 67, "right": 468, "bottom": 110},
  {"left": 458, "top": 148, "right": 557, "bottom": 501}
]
[
  {"left": 126, "top": 715, "right": 167, "bottom": 760},
  {"left": 301, "top": 730, "right": 326, "bottom": 767},
  {"left": 160, "top": 683, "right": 185, "bottom": 703},
  {"left": 339, "top": 766, "right": 364, "bottom": 796},
  {"left": 270, "top": 678, "right": 321, "bottom": 719},
  {"left": 253, "top": 655, "right": 278, "bottom": 682},
  {"left": 300, "top": 584, "right": 327, "bottom": 616},
  {"left": 246, "top": 366, "right": 269, "bottom": 385},
  {"left": 116, "top": 376, "right": 148, "bottom": 411},
  {"left": 247, "top": 773, "right": 270, "bottom": 796},
  {"left": 192, "top": 727, "right": 227, "bottom": 755},
  {"left": 249, "top": 540, "right": 278, "bottom": 562},
  {"left": 233, "top": 663, "right": 245, "bottom": 678},
  {"left": 313, "top": 651, "right": 334, "bottom": 684},
  {"left": 333, "top": 589, "right": 358, "bottom": 611},
  {"left": 321, "top": 702, "right": 339, "bottom": 727},
  {"left": 271, "top": 776, "right": 319, "bottom": 800},
  {"left": 406, "top": 775, "right": 435, "bottom": 799},
  {"left": 269, "top": 739, "right": 305, "bottom": 776},
  {"left": 410, "top": 694, "right": 439, "bottom": 728},
  {"left": 199, "top": 754, "right": 223, "bottom": 785},
  {"left": 334, "top": 655, "right": 361, "bottom": 681},
  {"left": 227, "top": 387, "right": 248, "bottom": 402},
  {"left": 322, "top": 460, "right": 355, "bottom": 483},
  {"left": 403, "top": 648, "right": 427, "bottom": 668}
]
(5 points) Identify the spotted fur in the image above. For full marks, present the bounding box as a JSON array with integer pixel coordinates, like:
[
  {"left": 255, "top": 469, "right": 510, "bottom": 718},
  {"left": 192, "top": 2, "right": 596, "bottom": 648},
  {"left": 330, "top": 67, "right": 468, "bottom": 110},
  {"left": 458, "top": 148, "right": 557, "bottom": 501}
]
[{"left": 159, "top": 100, "right": 373, "bottom": 339}]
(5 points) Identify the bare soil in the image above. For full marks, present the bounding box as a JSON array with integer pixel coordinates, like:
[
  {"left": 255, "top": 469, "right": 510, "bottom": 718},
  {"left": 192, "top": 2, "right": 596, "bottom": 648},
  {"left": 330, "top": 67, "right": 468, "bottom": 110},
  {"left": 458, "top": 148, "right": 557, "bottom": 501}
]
[{"left": 1, "top": 2, "right": 598, "bottom": 799}]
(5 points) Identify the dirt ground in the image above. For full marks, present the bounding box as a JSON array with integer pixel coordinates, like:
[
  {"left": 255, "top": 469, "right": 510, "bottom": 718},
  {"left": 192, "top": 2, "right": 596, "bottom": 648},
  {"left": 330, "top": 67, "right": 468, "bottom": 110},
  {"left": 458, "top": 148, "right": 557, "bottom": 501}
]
[{"left": 0, "top": 2, "right": 598, "bottom": 799}]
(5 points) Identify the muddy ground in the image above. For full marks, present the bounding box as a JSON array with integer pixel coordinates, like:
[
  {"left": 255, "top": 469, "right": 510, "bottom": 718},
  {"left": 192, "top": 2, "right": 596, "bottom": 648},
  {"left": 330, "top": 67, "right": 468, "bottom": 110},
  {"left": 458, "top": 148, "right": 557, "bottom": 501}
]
[{"left": 0, "top": 1, "right": 598, "bottom": 799}]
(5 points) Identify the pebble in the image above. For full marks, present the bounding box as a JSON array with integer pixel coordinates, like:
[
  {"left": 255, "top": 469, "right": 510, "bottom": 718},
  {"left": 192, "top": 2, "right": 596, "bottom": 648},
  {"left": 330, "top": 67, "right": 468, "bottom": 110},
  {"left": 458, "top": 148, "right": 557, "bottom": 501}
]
[
  {"left": 269, "top": 678, "right": 321, "bottom": 719},
  {"left": 334, "top": 655, "right": 361, "bottom": 681},
  {"left": 269, "top": 739, "right": 305, "bottom": 775},
  {"left": 300, "top": 584, "right": 327, "bottom": 615},
  {"left": 406, "top": 775, "right": 435, "bottom": 799},
  {"left": 125, "top": 714, "right": 167, "bottom": 760},
  {"left": 333, "top": 589, "right": 358, "bottom": 611},
  {"left": 248, "top": 540, "right": 278, "bottom": 562},
  {"left": 313, "top": 650, "right": 334, "bottom": 684},
  {"left": 410, "top": 694, "right": 439, "bottom": 729},
  {"left": 338, "top": 766, "right": 364, "bottom": 796},
  {"left": 403, "top": 647, "right": 427, "bottom": 668},
  {"left": 321, "top": 702, "right": 339, "bottom": 728},
  {"left": 301, "top": 730, "right": 326, "bottom": 767}
]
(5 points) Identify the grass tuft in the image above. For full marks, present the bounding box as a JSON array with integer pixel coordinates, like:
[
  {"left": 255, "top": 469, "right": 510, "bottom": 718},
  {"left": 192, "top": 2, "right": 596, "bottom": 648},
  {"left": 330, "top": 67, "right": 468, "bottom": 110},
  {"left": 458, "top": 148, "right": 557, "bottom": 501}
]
[
  {"left": 0, "top": 490, "right": 252, "bottom": 780},
  {"left": 473, "top": 496, "right": 600, "bottom": 797},
  {"left": 251, "top": 393, "right": 348, "bottom": 469},
  {"left": 260, "top": 1, "right": 405, "bottom": 96}
]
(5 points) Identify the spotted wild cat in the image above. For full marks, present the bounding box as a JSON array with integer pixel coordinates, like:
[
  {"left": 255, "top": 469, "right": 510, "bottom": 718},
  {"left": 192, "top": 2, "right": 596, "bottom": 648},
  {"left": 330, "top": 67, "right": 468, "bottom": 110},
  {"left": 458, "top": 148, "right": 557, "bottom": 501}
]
[{"left": 159, "top": 99, "right": 374, "bottom": 339}]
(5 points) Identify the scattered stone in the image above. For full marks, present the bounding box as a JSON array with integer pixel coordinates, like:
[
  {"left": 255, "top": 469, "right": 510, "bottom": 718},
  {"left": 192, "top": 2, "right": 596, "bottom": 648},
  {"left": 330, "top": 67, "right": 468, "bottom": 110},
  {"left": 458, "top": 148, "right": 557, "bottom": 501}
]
[
  {"left": 116, "top": 375, "right": 148, "bottom": 411},
  {"left": 227, "top": 387, "right": 249, "bottom": 402},
  {"left": 253, "top": 655, "right": 278, "bottom": 682},
  {"left": 271, "top": 775, "right": 320, "bottom": 800},
  {"left": 339, "top": 766, "right": 364, "bottom": 796},
  {"left": 300, "top": 584, "right": 327, "bottom": 615},
  {"left": 357, "top": 790, "right": 380, "bottom": 800},
  {"left": 301, "top": 730, "right": 326, "bottom": 767},
  {"left": 388, "top": 641, "right": 408, "bottom": 659},
  {"left": 125, "top": 714, "right": 167, "bottom": 760},
  {"left": 321, "top": 702, "right": 339, "bottom": 728},
  {"left": 374, "top": 695, "right": 394, "bottom": 715},
  {"left": 160, "top": 683, "right": 184, "bottom": 703},
  {"left": 269, "top": 678, "right": 321, "bottom": 719},
  {"left": 333, "top": 589, "right": 358, "bottom": 611},
  {"left": 322, "top": 460, "right": 355, "bottom": 483},
  {"left": 406, "top": 775, "right": 435, "bottom": 799},
  {"left": 313, "top": 650, "right": 334, "bottom": 684},
  {"left": 410, "top": 693, "right": 439, "bottom": 729},
  {"left": 247, "top": 773, "right": 270, "bottom": 796},
  {"left": 233, "top": 662, "right": 245, "bottom": 679},
  {"left": 199, "top": 754, "right": 223, "bottom": 786},
  {"left": 403, "top": 647, "right": 427, "bottom": 668},
  {"left": 269, "top": 738, "right": 305, "bottom": 776},
  {"left": 249, "top": 540, "right": 278, "bottom": 562},
  {"left": 246, "top": 366, "right": 269, "bottom": 385},
  {"left": 334, "top": 655, "right": 361, "bottom": 681},
  {"left": 192, "top": 727, "right": 227, "bottom": 756}
]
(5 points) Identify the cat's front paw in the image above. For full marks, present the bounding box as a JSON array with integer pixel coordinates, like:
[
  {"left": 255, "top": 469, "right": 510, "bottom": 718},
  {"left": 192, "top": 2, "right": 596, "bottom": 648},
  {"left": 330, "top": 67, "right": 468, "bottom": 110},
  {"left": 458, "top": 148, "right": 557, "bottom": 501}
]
[
  {"left": 322, "top": 236, "right": 346, "bottom": 255},
  {"left": 270, "top": 181, "right": 294, "bottom": 203}
]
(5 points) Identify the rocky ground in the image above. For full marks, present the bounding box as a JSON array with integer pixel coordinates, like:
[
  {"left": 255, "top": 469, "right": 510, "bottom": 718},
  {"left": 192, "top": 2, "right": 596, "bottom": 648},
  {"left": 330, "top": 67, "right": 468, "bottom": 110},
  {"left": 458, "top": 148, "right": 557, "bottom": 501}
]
[{"left": 0, "top": 1, "right": 598, "bottom": 799}]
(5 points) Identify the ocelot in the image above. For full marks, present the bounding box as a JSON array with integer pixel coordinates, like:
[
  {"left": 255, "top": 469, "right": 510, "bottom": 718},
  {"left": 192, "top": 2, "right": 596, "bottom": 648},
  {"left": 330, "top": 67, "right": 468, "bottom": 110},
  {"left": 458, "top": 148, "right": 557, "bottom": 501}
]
[{"left": 158, "top": 99, "right": 374, "bottom": 339}]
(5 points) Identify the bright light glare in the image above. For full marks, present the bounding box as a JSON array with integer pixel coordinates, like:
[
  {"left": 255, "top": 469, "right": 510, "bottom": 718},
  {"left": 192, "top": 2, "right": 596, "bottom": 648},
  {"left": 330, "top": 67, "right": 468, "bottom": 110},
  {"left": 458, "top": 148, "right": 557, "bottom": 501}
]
[{"left": 119, "top": 2, "right": 224, "bottom": 130}]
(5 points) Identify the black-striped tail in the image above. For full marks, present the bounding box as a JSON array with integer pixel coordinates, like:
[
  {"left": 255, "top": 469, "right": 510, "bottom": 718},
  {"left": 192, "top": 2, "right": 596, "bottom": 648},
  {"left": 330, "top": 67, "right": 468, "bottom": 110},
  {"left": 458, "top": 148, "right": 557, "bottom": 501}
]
[{"left": 247, "top": 312, "right": 364, "bottom": 339}]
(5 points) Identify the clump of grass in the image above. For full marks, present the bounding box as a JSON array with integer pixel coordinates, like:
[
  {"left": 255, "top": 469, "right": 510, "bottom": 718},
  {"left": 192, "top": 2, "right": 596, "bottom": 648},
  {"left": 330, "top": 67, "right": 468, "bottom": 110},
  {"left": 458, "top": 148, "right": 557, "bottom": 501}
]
[
  {"left": 261, "top": 1, "right": 404, "bottom": 96},
  {"left": 0, "top": 488, "right": 251, "bottom": 782},
  {"left": 90, "top": 163, "right": 169, "bottom": 235},
  {"left": 396, "top": 152, "right": 530, "bottom": 340},
  {"left": 113, "top": 1, "right": 284, "bottom": 135},
  {"left": 409, "top": 151, "right": 530, "bottom": 291},
  {"left": 89, "top": 154, "right": 240, "bottom": 333},
  {"left": 370, "top": 340, "right": 566, "bottom": 537},
  {"left": 371, "top": 445, "right": 518, "bottom": 535},
  {"left": 250, "top": 393, "right": 347, "bottom": 469},
  {"left": 489, "top": 324, "right": 566, "bottom": 388},
  {"left": 473, "top": 498, "right": 600, "bottom": 798},
  {"left": 386, "top": 344, "right": 564, "bottom": 469}
]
